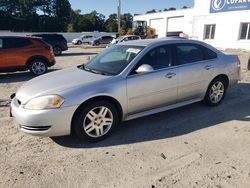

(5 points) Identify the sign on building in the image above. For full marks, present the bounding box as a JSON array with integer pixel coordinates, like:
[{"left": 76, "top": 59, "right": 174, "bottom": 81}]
[{"left": 210, "top": 0, "right": 250, "bottom": 13}]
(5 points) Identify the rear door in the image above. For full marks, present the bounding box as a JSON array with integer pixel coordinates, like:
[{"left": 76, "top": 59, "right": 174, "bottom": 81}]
[
  {"left": 173, "top": 43, "right": 217, "bottom": 102},
  {"left": 83, "top": 35, "right": 94, "bottom": 43}
]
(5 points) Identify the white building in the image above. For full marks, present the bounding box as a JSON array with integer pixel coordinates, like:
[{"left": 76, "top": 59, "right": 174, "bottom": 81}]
[{"left": 134, "top": 0, "right": 250, "bottom": 50}]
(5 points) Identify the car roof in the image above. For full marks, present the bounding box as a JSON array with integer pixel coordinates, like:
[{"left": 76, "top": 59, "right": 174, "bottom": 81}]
[
  {"left": 117, "top": 37, "right": 221, "bottom": 54},
  {"left": 0, "top": 35, "right": 41, "bottom": 40},
  {"left": 118, "top": 37, "right": 207, "bottom": 47},
  {"left": 119, "top": 37, "right": 184, "bottom": 46},
  {"left": 120, "top": 35, "right": 139, "bottom": 38}
]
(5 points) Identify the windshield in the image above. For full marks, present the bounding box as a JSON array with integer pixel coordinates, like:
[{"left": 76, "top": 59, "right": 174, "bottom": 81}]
[{"left": 84, "top": 45, "right": 144, "bottom": 75}]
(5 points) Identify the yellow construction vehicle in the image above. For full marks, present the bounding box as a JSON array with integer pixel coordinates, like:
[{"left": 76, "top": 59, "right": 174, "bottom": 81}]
[{"left": 132, "top": 20, "right": 157, "bottom": 39}]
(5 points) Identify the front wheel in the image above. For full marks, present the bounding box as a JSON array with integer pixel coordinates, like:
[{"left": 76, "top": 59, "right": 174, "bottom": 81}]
[
  {"left": 204, "top": 78, "right": 227, "bottom": 106},
  {"left": 29, "top": 59, "right": 48, "bottom": 76},
  {"left": 77, "top": 41, "right": 82, "bottom": 45},
  {"left": 73, "top": 101, "right": 119, "bottom": 142}
]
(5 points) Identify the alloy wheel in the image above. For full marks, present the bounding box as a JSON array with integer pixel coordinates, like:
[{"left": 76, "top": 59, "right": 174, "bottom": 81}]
[
  {"left": 53, "top": 47, "right": 62, "bottom": 55},
  {"left": 83, "top": 106, "right": 113, "bottom": 138},
  {"left": 209, "top": 81, "right": 225, "bottom": 104},
  {"left": 31, "top": 61, "right": 46, "bottom": 75}
]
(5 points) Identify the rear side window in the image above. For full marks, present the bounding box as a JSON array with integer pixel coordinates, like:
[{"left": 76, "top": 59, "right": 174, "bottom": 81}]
[
  {"left": 202, "top": 47, "right": 217, "bottom": 60},
  {"left": 4, "top": 38, "right": 32, "bottom": 49},
  {"left": 175, "top": 44, "right": 205, "bottom": 65},
  {"left": 43, "top": 35, "right": 54, "bottom": 42},
  {"left": 83, "top": 35, "right": 93, "bottom": 39},
  {"left": 132, "top": 36, "right": 140, "bottom": 40},
  {"left": 55, "top": 35, "right": 66, "bottom": 42},
  {"left": 102, "top": 36, "right": 113, "bottom": 40}
]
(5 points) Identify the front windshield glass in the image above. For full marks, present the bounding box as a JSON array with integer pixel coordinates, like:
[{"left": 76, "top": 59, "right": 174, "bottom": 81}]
[{"left": 84, "top": 45, "right": 144, "bottom": 75}]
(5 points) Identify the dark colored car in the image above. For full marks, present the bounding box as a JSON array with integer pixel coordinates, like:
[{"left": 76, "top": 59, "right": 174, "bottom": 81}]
[
  {"left": 0, "top": 36, "right": 55, "bottom": 75},
  {"left": 91, "top": 36, "right": 114, "bottom": 46},
  {"left": 31, "top": 34, "right": 68, "bottom": 56}
]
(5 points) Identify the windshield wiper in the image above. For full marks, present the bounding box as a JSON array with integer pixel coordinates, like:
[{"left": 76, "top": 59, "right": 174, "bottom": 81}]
[{"left": 80, "top": 64, "right": 111, "bottom": 76}]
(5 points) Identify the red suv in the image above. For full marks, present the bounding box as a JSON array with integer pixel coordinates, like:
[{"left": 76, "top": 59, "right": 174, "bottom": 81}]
[{"left": 0, "top": 36, "right": 55, "bottom": 75}]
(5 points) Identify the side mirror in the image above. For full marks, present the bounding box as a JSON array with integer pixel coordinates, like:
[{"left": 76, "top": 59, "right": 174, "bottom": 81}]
[{"left": 135, "top": 64, "right": 154, "bottom": 74}]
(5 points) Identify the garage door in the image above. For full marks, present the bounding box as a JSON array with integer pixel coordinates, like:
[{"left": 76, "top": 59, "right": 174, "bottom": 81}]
[
  {"left": 167, "top": 16, "right": 184, "bottom": 33},
  {"left": 150, "top": 18, "right": 165, "bottom": 38}
]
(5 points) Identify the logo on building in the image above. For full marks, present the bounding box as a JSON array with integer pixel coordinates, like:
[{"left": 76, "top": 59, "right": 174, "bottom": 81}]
[
  {"left": 211, "top": 0, "right": 226, "bottom": 11},
  {"left": 210, "top": 0, "right": 250, "bottom": 13}
]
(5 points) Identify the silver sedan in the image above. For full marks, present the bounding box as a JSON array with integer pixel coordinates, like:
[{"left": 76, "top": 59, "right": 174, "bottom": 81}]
[{"left": 11, "top": 38, "right": 240, "bottom": 142}]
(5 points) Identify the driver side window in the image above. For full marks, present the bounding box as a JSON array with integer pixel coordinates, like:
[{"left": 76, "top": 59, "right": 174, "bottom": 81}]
[{"left": 131, "top": 45, "right": 172, "bottom": 74}]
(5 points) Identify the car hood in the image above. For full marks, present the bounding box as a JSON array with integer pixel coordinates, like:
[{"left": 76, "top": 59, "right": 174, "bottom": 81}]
[{"left": 16, "top": 67, "right": 111, "bottom": 104}]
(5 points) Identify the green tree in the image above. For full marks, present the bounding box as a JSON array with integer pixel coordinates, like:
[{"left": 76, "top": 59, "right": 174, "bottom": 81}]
[
  {"left": 104, "top": 13, "right": 118, "bottom": 32},
  {"left": 168, "top": 7, "right": 176, "bottom": 11},
  {"left": 120, "top": 13, "right": 133, "bottom": 32},
  {"left": 53, "top": 0, "right": 71, "bottom": 31},
  {"left": 164, "top": 7, "right": 176, "bottom": 11},
  {"left": 146, "top": 9, "right": 156, "bottom": 14}
]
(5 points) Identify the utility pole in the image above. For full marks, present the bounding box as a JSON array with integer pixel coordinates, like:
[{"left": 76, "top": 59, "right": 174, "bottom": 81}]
[{"left": 117, "top": 0, "right": 121, "bottom": 34}]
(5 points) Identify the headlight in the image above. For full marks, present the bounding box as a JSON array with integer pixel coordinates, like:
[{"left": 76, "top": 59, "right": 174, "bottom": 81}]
[{"left": 24, "top": 95, "right": 64, "bottom": 110}]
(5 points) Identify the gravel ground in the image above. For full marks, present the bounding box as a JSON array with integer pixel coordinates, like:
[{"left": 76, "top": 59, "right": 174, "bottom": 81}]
[{"left": 0, "top": 46, "right": 250, "bottom": 188}]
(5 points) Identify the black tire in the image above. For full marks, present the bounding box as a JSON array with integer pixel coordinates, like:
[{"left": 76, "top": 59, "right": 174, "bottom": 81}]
[
  {"left": 77, "top": 41, "right": 82, "bottom": 45},
  {"left": 72, "top": 100, "right": 119, "bottom": 142},
  {"left": 29, "top": 59, "right": 48, "bottom": 76},
  {"left": 204, "top": 77, "right": 227, "bottom": 106},
  {"left": 53, "top": 46, "right": 62, "bottom": 56}
]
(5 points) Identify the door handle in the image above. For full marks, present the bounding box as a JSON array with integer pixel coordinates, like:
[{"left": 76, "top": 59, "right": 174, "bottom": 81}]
[
  {"left": 204, "top": 65, "right": 213, "bottom": 70},
  {"left": 165, "top": 73, "right": 176, "bottom": 79}
]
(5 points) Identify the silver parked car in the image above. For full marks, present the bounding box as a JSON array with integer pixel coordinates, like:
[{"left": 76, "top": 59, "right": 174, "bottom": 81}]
[
  {"left": 107, "top": 35, "right": 141, "bottom": 47},
  {"left": 72, "top": 35, "right": 97, "bottom": 45},
  {"left": 11, "top": 38, "right": 240, "bottom": 142}
]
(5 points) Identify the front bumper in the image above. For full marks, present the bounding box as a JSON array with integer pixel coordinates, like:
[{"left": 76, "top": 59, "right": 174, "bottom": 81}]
[
  {"left": 48, "top": 60, "right": 56, "bottom": 67},
  {"left": 11, "top": 98, "right": 78, "bottom": 137},
  {"left": 61, "top": 44, "right": 68, "bottom": 51}
]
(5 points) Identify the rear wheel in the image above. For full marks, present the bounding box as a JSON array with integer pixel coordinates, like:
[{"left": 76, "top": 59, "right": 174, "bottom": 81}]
[
  {"left": 73, "top": 101, "right": 119, "bottom": 142},
  {"left": 53, "top": 46, "right": 62, "bottom": 56},
  {"left": 29, "top": 59, "right": 48, "bottom": 76},
  {"left": 204, "top": 78, "right": 227, "bottom": 106}
]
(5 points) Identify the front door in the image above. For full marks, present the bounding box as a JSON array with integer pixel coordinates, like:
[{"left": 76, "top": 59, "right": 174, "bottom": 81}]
[{"left": 126, "top": 45, "right": 179, "bottom": 115}]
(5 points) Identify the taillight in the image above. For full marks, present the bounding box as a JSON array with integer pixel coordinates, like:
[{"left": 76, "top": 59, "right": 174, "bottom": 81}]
[{"left": 50, "top": 47, "right": 54, "bottom": 55}]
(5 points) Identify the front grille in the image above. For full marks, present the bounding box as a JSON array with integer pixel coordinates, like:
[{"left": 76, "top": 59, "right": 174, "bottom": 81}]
[{"left": 20, "top": 125, "right": 51, "bottom": 131}]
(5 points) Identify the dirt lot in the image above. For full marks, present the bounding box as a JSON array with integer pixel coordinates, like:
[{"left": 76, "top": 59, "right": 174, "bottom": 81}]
[{"left": 0, "top": 46, "right": 250, "bottom": 188}]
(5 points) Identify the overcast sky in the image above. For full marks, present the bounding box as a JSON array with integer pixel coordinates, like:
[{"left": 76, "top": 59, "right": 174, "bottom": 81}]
[{"left": 69, "top": 0, "right": 194, "bottom": 17}]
